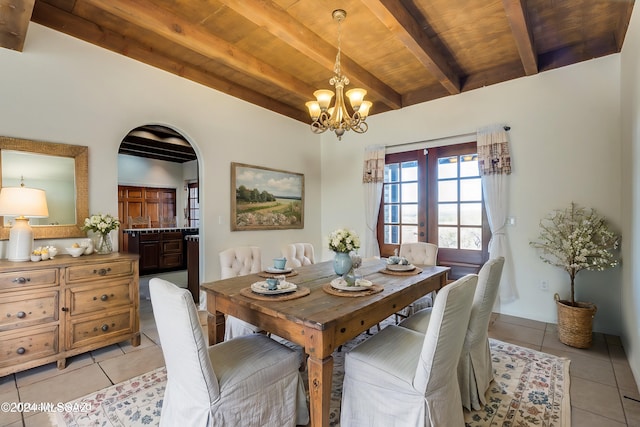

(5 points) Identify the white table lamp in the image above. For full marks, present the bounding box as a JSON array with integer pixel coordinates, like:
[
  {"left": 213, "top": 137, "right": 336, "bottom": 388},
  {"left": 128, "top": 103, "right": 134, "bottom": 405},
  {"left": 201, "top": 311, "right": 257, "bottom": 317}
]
[{"left": 0, "top": 185, "right": 49, "bottom": 262}]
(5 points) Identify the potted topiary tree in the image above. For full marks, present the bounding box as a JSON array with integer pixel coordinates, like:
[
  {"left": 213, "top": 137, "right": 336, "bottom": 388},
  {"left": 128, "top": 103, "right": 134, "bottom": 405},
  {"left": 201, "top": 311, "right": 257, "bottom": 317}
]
[{"left": 530, "top": 202, "right": 619, "bottom": 348}]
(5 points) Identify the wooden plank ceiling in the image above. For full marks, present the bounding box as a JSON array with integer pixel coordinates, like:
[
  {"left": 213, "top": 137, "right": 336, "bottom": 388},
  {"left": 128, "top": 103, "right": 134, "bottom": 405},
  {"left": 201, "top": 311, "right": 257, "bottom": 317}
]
[{"left": 1, "top": 0, "right": 636, "bottom": 126}]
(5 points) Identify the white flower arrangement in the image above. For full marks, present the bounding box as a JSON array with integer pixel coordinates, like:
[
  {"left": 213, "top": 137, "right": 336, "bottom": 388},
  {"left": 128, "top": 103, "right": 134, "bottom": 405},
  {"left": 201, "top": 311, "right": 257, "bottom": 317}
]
[
  {"left": 82, "top": 213, "right": 121, "bottom": 235},
  {"left": 530, "top": 202, "right": 619, "bottom": 306},
  {"left": 328, "top": 228, "right": 361, "bottom": 253}
]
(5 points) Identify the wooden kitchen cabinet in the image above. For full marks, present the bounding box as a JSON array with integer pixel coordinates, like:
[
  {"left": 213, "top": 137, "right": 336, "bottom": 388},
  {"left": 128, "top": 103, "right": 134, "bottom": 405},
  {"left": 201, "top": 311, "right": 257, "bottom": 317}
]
[
  {"left": 0, "top": 253, "right": 140, "bottom": 377},
  {"left": 123, "top": 229, "right": 194, "bottom": 275},
  {"left": 160, "top": 231, "right": 183, "bottom": 270}
]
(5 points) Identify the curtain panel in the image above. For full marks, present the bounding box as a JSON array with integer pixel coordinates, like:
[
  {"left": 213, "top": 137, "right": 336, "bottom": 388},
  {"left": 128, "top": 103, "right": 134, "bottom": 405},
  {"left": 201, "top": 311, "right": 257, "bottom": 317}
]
[
  {"left": 477, "top": 125, "right": 517, "bottom": 303},
  {"left": 363, "top": 145, "right": 385, "bottom": 258}
]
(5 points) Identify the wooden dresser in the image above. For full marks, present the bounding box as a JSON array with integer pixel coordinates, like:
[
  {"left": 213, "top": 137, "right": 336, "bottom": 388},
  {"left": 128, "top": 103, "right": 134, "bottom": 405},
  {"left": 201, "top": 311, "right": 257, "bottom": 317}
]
[{"left": 0, "top": 253, "right": 140, "bottom": 377}]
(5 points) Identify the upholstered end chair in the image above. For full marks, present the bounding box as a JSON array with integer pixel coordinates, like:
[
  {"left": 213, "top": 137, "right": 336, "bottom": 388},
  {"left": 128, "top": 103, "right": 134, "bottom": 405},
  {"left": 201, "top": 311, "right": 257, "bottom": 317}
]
[
  {"left": 395, "top": 242, "right": 439, "bottom": 321},
  {"left": 219, "top": 246, "right": 263, "bottom": 340},
  {"left": 340, "top": 274, "right": 477, "bottom": 426},
  {"left": 149, "top": 278, "right": 309, "bottom": 426},
  {"left": 281, "top": 243, "right": 315, "bottom": 268},
  {"left": 400, "top": 257, "right": 505, "bottom": 411}
]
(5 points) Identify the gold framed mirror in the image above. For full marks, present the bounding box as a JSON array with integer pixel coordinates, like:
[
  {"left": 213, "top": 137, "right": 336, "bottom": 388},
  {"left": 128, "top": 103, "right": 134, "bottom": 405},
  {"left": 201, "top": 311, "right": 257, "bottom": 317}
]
[{"left": 0, "top": 137, "right": 88, "bottom": 240}]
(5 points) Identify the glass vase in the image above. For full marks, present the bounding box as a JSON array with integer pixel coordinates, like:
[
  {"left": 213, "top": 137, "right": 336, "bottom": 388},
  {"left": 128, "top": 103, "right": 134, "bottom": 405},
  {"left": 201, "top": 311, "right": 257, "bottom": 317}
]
[
  {"left": 96, "top": 232, "right": 113, "bottom": 254},
  {"left": 333, "top": 252, "right": 352, "bottom": 276}
]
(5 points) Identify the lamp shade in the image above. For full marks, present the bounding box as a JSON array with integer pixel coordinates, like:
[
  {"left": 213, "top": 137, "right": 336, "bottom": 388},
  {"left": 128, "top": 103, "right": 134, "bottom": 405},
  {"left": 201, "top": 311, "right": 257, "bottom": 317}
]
[
  {"left": 0, "top": 186, "right": 49, "bottom": 262},
  {"left": 0, "top": 187, "right": 49, "bottom": 217}
]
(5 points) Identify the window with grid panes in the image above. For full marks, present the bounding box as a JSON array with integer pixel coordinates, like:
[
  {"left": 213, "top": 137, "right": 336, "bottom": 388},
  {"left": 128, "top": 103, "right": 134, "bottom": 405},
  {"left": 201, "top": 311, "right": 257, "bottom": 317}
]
[
  {"left": 437, "top": 153, "right": 483, "bottom": 250},
  {"left": 377, "top": 143, "right": 489, "bottom": 279},
  {"left": 187, "top": 182, "right": 199, "bottom": 228}
]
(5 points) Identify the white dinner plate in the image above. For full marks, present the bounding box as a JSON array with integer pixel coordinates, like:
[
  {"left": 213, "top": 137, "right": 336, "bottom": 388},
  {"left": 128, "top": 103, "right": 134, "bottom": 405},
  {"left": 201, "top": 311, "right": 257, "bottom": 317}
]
[
  {"left": 265, "top": 267, "right": 293, "bottom": 274},
  {"left": 330, "top": 277, "right": 373, "bottom": 291},
  {"left": 251, "top": 280, "right": 297, "bottom": 295},
  {"left": 386, "top": 263, "right": 416, "bottom": 272}
]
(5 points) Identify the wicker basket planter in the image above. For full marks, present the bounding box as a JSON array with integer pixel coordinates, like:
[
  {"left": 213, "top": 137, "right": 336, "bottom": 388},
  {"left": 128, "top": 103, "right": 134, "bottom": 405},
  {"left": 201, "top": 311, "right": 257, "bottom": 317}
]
[{"left": 555, "top": 293, "right": 597, "bottom": 348}]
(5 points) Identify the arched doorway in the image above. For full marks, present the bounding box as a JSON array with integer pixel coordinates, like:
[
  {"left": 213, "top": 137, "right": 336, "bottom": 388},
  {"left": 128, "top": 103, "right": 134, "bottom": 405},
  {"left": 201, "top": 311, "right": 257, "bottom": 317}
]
[{"left": 117, "top": 124, "right": 200, "bottom": 303}]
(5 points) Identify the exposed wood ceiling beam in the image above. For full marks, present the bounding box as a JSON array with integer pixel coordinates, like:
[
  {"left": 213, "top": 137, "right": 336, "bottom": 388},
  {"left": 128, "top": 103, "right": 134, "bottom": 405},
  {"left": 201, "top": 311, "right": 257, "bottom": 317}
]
[
  {"left": 364, "top": 0, "right": 461, "bottom": 95},
  {"left": 502, "top": 0, "right": 538, "bottom": 76},
  {"left": 538, "top": 36, "right": 618, "bottom": 72},
  {"left": 31, "top": 2, "right": 310, "bottom": 123},
  {"left": 217, "top": 0, "right": 402, "bottom": 110},
  {"left": 84, "top": 0, "right": 319, "bottom": 103},
  {"left": 120, "top": 136, "right": 197, "bottom": 163},
  {"left": 0, "top": 0, "right": 35, "bottom": 51}
]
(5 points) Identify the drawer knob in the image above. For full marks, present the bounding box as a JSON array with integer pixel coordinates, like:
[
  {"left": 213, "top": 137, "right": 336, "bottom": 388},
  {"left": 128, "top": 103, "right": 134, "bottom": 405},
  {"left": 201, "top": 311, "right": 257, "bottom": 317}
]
[
  {"left": 93, "top": 268, "right": 112, "bottom": 276},
  {"left": 61, "top": 307, "right": 69, "bottom": 312},
  {"left": 12, "top": 277, "right": 30, "bottom": 284},
  {"left": 16, "top": 311, "right": 26, "bottom": 319},
  {"left": 16, "top": 347, "right": 26, "bottom": 355},
  {"left": 100, "top": 294, "right": 109, "bottom": 301},
  {"left": 101, "top": 324, "right": 109, "bottom": 332}
]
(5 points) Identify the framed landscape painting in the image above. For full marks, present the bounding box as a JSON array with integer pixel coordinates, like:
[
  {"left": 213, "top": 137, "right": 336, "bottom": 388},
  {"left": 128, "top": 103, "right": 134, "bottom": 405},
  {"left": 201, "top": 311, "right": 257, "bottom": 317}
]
[{"left": 231, "top": 162, "right": 304, "bottom": 231}]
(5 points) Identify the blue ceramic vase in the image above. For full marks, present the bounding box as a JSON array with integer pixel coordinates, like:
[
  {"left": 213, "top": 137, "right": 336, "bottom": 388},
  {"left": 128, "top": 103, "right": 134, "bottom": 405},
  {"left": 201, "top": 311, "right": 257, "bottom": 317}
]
[{"left": 333, "top": 252, "right": 352, "bottom": 276}]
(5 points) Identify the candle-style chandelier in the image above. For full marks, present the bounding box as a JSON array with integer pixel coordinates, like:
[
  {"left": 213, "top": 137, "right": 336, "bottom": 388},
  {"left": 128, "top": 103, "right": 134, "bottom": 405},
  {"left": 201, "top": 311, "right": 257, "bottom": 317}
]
[{"left": 305, "top": 9, "right": 372, "bottom": 140}]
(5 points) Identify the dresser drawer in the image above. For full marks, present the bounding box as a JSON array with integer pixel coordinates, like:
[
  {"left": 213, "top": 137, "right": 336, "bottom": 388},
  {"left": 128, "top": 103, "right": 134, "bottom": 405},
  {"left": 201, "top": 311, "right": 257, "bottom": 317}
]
[
  {"left": 0, "top": 290, "right": 59, "bottom": 331},
  {"left": 65, "top": 260, "right": 135, "bottom": 283},
  {"left": 0, "top": 325, "right": 59, "bottom": 368},
  {"left": 67, "top": 278, "right": 133, "bottom": 316},
  {"left": 0, "top": 269, "right": 58, "bottom": 290},
  {"left": 68, "top": 309, "right": 133, "bottom": 349}
]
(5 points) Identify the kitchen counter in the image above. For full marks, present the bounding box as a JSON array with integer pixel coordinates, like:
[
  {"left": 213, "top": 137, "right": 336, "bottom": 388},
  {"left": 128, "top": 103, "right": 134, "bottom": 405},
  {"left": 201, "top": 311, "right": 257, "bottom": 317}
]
[{"left": 123, "top": 227, "right": 199, "bottom": 234}]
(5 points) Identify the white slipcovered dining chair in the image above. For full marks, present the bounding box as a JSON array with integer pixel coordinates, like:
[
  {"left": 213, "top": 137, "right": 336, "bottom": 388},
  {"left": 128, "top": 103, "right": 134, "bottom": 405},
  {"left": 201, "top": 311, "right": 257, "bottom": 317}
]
[
  {"left": 340, "top": 274, "right": 478, "bottom": 427},
  {"left": 149, "top": 278, "right": 309, "bottom": 426},
  {"left": 281, "top": 243, "right": 315, "bottom": 268},
  {"left": 219, "top": 246, "right": 263, "bottom": 340},
  {"left": 399, "top": 257, "right": 505, "bottom": 410},
  {"left": 395, "top": 242, "right": 439, "bottom": 322}
]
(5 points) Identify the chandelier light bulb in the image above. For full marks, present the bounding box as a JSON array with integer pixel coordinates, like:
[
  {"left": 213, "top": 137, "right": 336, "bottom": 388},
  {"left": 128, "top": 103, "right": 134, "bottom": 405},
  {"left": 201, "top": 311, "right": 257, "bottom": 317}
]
[
  {"left": 305, "top": 101, "right": 321, "bottom": 120},
  {"left": 345, "top": 88, "right": 366, "bottom": 111},
  {"left": 313, "top": 89, "right": 335, "bottom": 110},
  {"left": 358, "top": 101, "right": 373, "bottom": 119}
]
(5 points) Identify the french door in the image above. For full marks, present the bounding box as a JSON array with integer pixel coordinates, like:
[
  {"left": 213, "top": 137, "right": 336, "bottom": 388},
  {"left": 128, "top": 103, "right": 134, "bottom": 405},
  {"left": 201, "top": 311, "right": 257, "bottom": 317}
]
[{"left": 377, "top": 142, "right": 489, "bottom": 278}]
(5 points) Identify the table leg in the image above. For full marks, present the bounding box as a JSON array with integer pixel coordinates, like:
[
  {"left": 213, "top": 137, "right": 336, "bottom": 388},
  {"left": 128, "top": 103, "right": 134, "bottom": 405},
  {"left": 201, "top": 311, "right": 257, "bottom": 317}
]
[
  {"left": 307, "top": 355, "right": 333, "bottom": 427},
  {"left": 206, "top": 292, "right": 225, "bottom": 345}
]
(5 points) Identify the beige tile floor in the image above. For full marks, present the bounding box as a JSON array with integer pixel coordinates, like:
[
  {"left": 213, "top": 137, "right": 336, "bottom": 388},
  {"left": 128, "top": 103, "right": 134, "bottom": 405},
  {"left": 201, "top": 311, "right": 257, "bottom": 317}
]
[{"left": 1, "top": 302, "right": 638, "bottom": 427}]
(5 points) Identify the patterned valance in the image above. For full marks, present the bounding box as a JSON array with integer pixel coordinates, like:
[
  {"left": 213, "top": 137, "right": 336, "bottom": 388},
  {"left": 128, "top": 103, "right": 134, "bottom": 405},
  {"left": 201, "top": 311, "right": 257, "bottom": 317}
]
[
  {"left": 477, "top": 125, "right": 512, "bottom": 175},
  {"left": 363, "top": 145, "right": 385, "bottom": 183}
]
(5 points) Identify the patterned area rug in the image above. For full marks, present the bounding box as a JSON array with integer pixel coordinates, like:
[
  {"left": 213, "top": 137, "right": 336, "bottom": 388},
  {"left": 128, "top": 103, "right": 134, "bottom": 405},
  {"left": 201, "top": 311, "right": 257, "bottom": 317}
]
[{"left": 52, "top": 330, "right": 570, "bottom": 427}]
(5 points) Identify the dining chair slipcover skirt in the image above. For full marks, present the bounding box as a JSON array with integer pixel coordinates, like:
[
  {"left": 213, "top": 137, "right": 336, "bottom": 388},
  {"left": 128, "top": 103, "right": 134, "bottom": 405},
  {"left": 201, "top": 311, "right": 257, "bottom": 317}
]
[
  {"left": 281, "top": 243, "right": 315, "bottom": 268},
  {"left": 219, "top": 246, "right": 263, "bottom": 340},
  {"left": 150, "top": 278, "right": 309, "bottom": 427},
  {"left": 340, "top": 274, "right": 478, "bottom": 427},
  {"left": 400, "top": 257, "right": 505, "bottom": 411}
]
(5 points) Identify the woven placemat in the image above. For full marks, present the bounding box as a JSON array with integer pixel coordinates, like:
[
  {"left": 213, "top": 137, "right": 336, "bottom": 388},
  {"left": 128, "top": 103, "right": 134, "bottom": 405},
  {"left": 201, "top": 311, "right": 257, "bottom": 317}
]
[
  {"left": 322, "top": 282, "right": 383, "bottom": 297},
  {"left": 256, "top": 270, "right": 299, "bottom": 278},
  {"left": 240, "top": 286, "right": 310, "bottom": 301},
  {"left": 378, "top": 266, "right": 423, "bottom": 276}
]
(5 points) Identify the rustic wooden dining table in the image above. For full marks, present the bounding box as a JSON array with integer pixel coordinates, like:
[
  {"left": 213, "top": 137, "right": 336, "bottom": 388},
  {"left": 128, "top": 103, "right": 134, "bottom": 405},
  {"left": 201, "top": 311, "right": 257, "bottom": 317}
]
[{"left": 201, "top": 258, "right": 450, "bottom": 427}]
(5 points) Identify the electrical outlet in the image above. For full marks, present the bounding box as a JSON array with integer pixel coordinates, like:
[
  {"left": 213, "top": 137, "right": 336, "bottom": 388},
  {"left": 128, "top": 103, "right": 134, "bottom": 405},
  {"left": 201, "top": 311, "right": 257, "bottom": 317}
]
[{"left": 539, "top": 280, "right": 549, "bottom": 291}]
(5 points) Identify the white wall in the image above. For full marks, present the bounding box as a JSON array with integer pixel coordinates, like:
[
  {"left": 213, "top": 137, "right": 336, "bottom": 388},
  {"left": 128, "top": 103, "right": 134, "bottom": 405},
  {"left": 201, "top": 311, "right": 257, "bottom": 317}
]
[
  {"left": 0, "top": 23, "right": 322, "bottom": 282},
  {"left": 321, "top": 55, "right": 624, "bottom": 335},
  {"left": 620, "top": 4, "right": 640, "bottom": 391}
]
